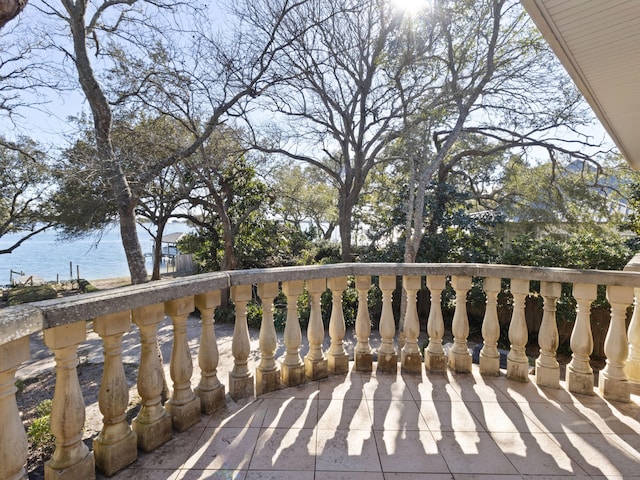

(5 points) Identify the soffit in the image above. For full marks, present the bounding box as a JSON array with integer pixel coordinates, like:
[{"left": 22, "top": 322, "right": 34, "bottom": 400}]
[{"left": 521, "top": 0, "right": 640, "bottom": 170}]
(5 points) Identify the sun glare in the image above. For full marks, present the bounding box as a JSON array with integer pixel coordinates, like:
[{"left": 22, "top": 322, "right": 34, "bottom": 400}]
[{"left": 392, "top": 0, "right": 431, "bottom": 15}]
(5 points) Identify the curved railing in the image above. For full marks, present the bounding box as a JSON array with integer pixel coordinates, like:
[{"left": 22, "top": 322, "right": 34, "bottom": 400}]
[{"left": 1, "top": 262, "right": 640, "bottom": 479}]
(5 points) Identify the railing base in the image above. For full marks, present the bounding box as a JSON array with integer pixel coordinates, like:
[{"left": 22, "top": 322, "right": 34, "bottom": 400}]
[
  {"left": 305, "top": 357, "right": 328, "bottom": 381},
  {"left": 625, "top": 356, "right": 640, "bottom": 383},
  {"left": 281, "top": 363, "right": 305, "bottom": 387},
  {"left": 166, "top": 396, "right": 202, "bottom": 432},
  {"left": 507, "top": 359, "right": 530, "bottom": 383},
  {"left": 425, "top": 351, "right": 447, "bottom": 372},
  {"left": 328, "top": 353, "right": 350, "bottom": 375},
  {"left": 566, "top": 369, "right": 594, "bottom": 395},
  {"left": 535, "top": 363, "right": 560, "bottom": 389},
  {"left": 448, "top": 351, "right": 472, "bottom": 373},
  {"left": 132, "top": 411, "right": 172, "bottom": 452},
  {"left": 479, "top": 353, "right": 500, "bottom": 376},
  {"left": 599, "top": 376, "right": 631, "bottom": 403},
  {"left": 229, "top": 373, "right": 255, "bottom": 401},
  {"left": 256, "top": 368, "right": 281, "bottom": 396},
  {"left": 195, "top": 384, "right": 226, "bottom": 414},
  {"left": 401, "top": 351, "right": 423, "bottom": 374},
  {"left": 94, "top": 430, "right": 137, "bottom": 476},
  {"left": 354, "top": 352, "right": 373, "bottom": 372},
  {"left": 377, "top": 353, "right": 398, "bottom": 373},
  {"left": 45, "top": 451, "right": 95, "bottom": 480}
]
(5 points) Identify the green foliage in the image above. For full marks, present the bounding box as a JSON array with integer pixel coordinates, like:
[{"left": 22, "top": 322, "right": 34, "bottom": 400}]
[
  {"left": 28, "top": 400, "right": 55, "bottom": 453},
  {"left": 0, "top": 136, "right": 56, "bottom": 252},
  {"left": 298, "top": 240, "right": 342, "bottom": 265},
  {"left": 500, "top": 233, "right": 633, "bottom": 271},
  {"left": 77, "top": 279, "right": 97, "bottom": 293}
]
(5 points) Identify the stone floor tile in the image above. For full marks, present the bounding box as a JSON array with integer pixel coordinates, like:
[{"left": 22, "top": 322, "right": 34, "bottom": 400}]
[
  {"left": 318, "top": 370, "right": 365, "bottom": 400},
  {"left": 552, "top": 433, "right": 640, "bottom": 477},
  {"left": 368, "top": 399, "right": 429, "bottom": 431},
  {"left": 490, "top": 432, "right": 586, "bottom": 476},
  {"left": 518, "top": 401, "right": 601, "bottom": 434},
  {"left": 373, "top": 428, "right": 449, "bottom": 473},
  {"left": 465, "top": 402, "right": 543, "bottom": 433},
  {"left": 245, "top": 470, "right": 313, "bottom": 480},
  {"left": 406, "top": 374, "right": 463, "bottom": 403},
  {"left": 261, "top": 397, "right": 318, "bottom": 429},
  {"left": 178, "top": 469, "right": 246, "bottom": 480},
  {"left": 317, "top": 398, "right": 372, "bottom": 430},
  {"left": 315, "top": 427, "right": 381, "bottom": 471},
  {"left": 102, "top": 468, "right": 182, "bottom": 480},
  {"left": 132, "top": 427, "right": 206, "bottom": 470},
  {"left": 205, "top": 398, "right": 268, "bottom": 429},
  {"left": 385, "top": 474, "right": 454, "bottom": 480},
  {"left": 182, "top": 426, "right": 261, "bottom": 471},
  {"left": 362, "top": 372, "right": 414, "bottom": 401},
  {"left": 488, "top": 376, "right": 555, "bottom": 404},
  {"left": 418, "top": 400, "right": 484, "bottom": 433},
  {"left": 317, "top": 472, "right": 384, "bottom": 480},
  {"left": 435, "top": 431, "right": 519, "bottom": 475},
  {"left": 445, "top": 370, "right": 511, "bottom": 403},
  {"left": 452, "top": 475, "right": 522, "bottom": 480},
  {"left": 568, "top": 400, "right": 640, "bottom": 435},
  {"left": 258, "top": 381, "right": 319, "bottom": 399},
  {"left": 249, "top": 427, "right": 317, "bottom": 471}
]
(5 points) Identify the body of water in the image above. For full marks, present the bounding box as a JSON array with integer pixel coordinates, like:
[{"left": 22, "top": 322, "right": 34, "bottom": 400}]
[{"left": 0, "top": 223, "right": 190, "bottom": 284}]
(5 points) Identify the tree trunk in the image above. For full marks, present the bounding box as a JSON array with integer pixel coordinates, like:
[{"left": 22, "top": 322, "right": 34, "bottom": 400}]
[
  {"left": 151, "top": 220, "right": 167, "bottom": 281},
  {"left": 338, "top": 190, "right": 355, "bottom": 262},
  {"left": 0, "top": 0, "right": 26, "bottom": 29},
  {"left": 220, "top": 216, "right": 237, "bottom": 271},
  {"left": 119, "top": 205, "right": 148, "bottom": 283},
  {"left": 65, "top": 0, "right": 148, "bottom": 284}
]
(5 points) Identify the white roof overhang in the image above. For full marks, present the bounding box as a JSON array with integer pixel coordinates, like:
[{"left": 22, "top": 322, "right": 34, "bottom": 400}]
[{"left": 521, "top": 0, "right": 640, "bottom": 170}]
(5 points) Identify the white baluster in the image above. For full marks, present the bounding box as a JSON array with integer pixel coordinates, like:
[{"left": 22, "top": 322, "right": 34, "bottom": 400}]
[
  {"left": 0, "top": 336, "right": 29, "bottom": 480},
  {"left": 327, "top": 276, "right": 349, "bottom": 374},
  {"left": 354, "top": 276, "right": 373, "bottom": 372},
  {"left": 305, "top": 278, "right": 328, "bottom": 380},
  {"left": 194, "top": 291, "right": 225, "bottom": 413},
  {"left": 599, "top": 285, "right": 634, "bottom": 402},
  {"left": 449, "top": 276, "right": 472, "bottom": 373},
  {"left": 131, "top": 304, "right": 172, "bottom": 451},
  {"left": 378, "top": 275, "right": 398, "bottom": 373},
  {"left": 256, "top": 282, "right": 281, "bottom": 396},
  {"left": 165, "top": 297, "right": 201, "bottom": 430},
  {"left": 93, "top": 312, "right": 137, "bottom": 475},
  {"left": 567, "top": 283, "right": 597, "bottom": 395},
  {"left": 623, "top": 253, "right": 640, "bottom": 382},
  {"left": 507, "top": 278, "right": 530, "bottom": 382},
  {"left": 480, "top": 277, "right": 501, "bottom": 376},
  {"left": 425, "top": 275, "right": 446, "bottom": 372},
  {"left": 43, "top": 322, "right": 95, "bottom": 480},
  {"left": 281, "top": 280, "right": 305, "bottom": 387},
  {"left": 535, "top": 282, "right": 561, "bottom": 388},
  {"left": 625, "top": 288, "right": 640, "bottom": 382},
  {"left": 401, "top": 275, "right": 422, "bottom": 373},
  {"left": 229, "top": 285, "right": 255, "bottom": 400}
]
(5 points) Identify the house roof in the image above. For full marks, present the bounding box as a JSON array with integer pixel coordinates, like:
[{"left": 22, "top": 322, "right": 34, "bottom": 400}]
[
  {"left": 161, "top": 232, "right": 186, "bottom": 244},
  {"left": 521, "top": 0, "right": 640, "bottom": 170}
]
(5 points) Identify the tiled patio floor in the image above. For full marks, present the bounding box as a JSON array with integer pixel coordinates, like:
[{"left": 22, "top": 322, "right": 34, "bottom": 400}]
[{"left": 100, "top": 365, "right": 640, "bottom": 480}]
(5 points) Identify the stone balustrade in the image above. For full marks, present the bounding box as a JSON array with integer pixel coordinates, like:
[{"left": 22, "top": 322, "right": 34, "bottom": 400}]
[{"left": 1, "top": 262, "right": 640, "bottom": 479}]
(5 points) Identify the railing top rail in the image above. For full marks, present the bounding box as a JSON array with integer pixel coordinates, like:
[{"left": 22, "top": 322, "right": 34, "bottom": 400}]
[{"left": 2, "top": 262, "right": 640, "bottom": 347}]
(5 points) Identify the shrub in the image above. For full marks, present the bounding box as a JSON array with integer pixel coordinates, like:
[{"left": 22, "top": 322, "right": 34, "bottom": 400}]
[
  {"left": 7, "top": 284, "right": 57, "bottom": 305},
  {"left": 28, "top": 400, "right": 55, "bottom": 456}
]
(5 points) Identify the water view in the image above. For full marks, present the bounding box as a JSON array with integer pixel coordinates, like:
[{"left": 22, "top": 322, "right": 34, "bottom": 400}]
[{"left": 0, "top": 223, "right": 190, "bottom": 284}]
